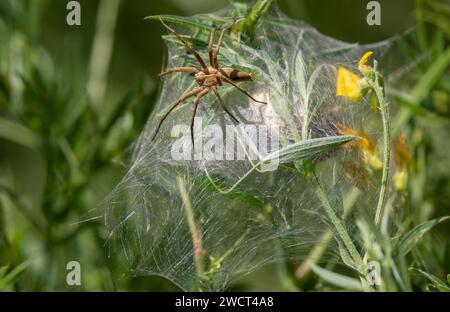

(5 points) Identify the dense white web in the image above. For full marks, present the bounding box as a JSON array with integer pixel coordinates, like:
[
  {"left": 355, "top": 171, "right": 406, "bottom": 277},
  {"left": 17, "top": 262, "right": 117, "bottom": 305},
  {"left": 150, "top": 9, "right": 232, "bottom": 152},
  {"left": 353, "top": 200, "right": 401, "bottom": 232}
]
[{"left": 100, "top": 4, "right": 416, "bottom": 291}]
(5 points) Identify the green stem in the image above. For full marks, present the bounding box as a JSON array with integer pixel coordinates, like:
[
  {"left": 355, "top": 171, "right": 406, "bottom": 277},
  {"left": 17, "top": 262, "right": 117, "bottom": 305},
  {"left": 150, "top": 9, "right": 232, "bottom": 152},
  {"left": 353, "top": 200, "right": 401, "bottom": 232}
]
[
  {"left": 296, "top": 187, "right": 361, "bottom": 279},
  {"left": 176, "top": 176, "right": 206, "bottom": 287},
  {"left": 415, "top": 0, "right": 428, "bottom": 51},
  {"left": 0, "top": 184, "right": 46, "bottom": 234},
  {"left": 315, "top": 179, "right": 372, "bottom": 291},
  {"left": 87, "top": 0, "right": 121, "bottom": 111},
  {"left": 315, "top": 180, "right": 363, "bottom": 268},
  {"left": 373, "top": 75, "right": 391, "bottom": 226}
]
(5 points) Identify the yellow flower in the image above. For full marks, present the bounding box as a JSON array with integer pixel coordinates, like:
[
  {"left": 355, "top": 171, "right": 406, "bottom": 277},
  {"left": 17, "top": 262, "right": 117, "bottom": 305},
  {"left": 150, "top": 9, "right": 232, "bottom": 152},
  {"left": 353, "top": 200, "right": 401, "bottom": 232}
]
[
  {"left": 393, "top": 134, "right": 411, "bottom": 191},
  {"left": 336, "top": 67, "right": 363, "bottom": 102},
  {"left": 338, "top": 124, "right": 383, "bottom": 170},
  {"left": 358, "top": 51, "right": 374, "bottom": 76},
  {"left": 336, "top": 51, "right": 374, "bottom": 102}
]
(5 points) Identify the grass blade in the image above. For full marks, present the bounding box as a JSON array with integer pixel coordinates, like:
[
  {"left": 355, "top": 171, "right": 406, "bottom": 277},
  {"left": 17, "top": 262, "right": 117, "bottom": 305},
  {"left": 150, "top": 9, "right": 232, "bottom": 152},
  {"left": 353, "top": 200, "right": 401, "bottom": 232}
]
[
  {"left": 310, "top": 263, "right": 363, "bottom": 290},
  {"left": 394, "top": 216, "right": 450, "bottom": 257},
  {"left": 411, "top": 268, "right": 450, "bottom": 292},
  {"left": 0, "top": 117, "right": 41, "bottom": 150}
]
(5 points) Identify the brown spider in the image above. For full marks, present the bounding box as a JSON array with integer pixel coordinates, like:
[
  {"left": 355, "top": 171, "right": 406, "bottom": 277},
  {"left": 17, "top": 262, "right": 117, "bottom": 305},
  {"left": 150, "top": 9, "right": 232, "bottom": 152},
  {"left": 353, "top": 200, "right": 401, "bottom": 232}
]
[{"left": 152, "top": 19, "right": 267, "bottom": 145}]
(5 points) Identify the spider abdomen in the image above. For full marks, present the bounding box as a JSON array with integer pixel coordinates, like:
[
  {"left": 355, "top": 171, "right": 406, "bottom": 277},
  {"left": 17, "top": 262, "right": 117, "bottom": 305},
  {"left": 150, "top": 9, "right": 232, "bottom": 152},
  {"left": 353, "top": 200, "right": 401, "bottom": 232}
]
[{"left": 221, "top": 67, "right": 252, "bottom": 82}]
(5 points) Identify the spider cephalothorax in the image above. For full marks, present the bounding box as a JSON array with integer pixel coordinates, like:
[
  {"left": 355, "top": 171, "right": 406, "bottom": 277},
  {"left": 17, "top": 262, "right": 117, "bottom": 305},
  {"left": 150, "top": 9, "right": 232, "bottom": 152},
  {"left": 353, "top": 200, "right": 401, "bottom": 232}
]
[{"left": 152, "top": 19, "right": 267, "bottom": 145}]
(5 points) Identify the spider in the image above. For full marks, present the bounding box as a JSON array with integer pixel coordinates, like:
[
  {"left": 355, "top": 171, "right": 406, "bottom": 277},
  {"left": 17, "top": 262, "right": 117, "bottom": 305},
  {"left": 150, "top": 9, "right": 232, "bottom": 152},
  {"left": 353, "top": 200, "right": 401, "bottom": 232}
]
[{"left": 152, "top": 19, "right": 267, "bottom": 145}]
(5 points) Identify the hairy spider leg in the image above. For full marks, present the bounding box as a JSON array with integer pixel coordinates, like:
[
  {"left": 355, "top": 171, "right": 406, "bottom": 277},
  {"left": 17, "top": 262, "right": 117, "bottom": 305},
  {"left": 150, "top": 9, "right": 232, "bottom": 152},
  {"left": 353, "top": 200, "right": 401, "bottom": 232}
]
[
  {"left": 190, "top": 87, "right": 210, "bottom": 146},
  {"left": 159, "top": 67, "right": 199, "bottom": 77},
  {"left": 159, "top": 18, "right": 208, "bottom": 69},
  {"left": 212, "top": 87, "right": 239, "bottom": 123},
  {"left": 218, "top": 73, "right": 267, "bottom": 104},
  {"left": 152, "top": 86, "right": 206, "bottom": 140},
  {"left": 213, "top": 28, "right": 227, "bottom": 69},
  {"left": 207, "top": 26, "right": 216, "bottom": 67}
]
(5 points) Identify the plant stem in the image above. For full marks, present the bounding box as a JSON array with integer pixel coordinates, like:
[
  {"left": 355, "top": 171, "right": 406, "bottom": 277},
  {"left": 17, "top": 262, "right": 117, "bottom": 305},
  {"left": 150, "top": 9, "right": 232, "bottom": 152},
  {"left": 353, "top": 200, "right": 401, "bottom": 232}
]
[
  {"left": 314, "top": 179, "right": 372, "bottom": 291},
  {"left": 176, "top": 176, "right": 206, "bottom": 286},
  {"left": 87, "top": 0, "right": 121, "bottom": 111},
  {"left": 315, "top": 180, "right": 363, "bottom": 268},
  {"left": 296, "top": 187, "right": 360, "bottom": 279},
  {"left": 373, "top": 74, "right": 391, "bottom": 226}
]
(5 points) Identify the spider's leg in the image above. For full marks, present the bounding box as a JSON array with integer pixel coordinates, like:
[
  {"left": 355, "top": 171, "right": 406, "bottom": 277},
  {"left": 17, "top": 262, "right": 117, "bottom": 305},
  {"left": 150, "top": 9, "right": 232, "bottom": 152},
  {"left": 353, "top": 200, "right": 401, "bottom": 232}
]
[
  {"left": 159, "top": 67, "right": 199, "bottom": 78},
  {"left": 219, "top": 74, "right": 267, "bottom": 104},
  {"left": 190, "top": 88, "right": 209, "bottom": 147},
  {"left": 213, "top": 28, "right": 227, "bottom": 69},
  {"left": 208, "top": 27, "right": 216, "bottom": 67},
  {"left": 159, "top": 18, "right": 208, "bottom": 69},
  {"left": 152, "top": 87, "right": 204, "bottom": 141},
  {"left": 212, "top": 87, "right": 239, "bottom": 123}
]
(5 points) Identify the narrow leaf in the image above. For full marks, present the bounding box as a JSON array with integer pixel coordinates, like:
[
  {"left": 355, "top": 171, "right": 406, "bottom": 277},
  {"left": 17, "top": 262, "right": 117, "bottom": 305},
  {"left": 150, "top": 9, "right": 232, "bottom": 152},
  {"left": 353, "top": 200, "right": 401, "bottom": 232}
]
[
  {"left": 338, "top": 240, "right": 358, "bottom": 271},
  {"left": 0, "top": 266, "right": 8, "bottom": 279},
  {"left": 0, "top": 117, "right": 41, "bottom": 150},
  {"left": 236, "top": 0, "right": 274, "bottom": 36},
  {"left": 410, "top": 47, "right": 450, "bottom": 103},
  {"left": 310, "top": 263, "right": 363, "bottom": 290},
  {"left": 0, "top": 262, "right": 29, "bottom": 290},
  {"left": 264, "top": 135, "right": 358, "bottom": 163},
  {"left": 411, "top": 268, "right": 450, "bottom": 292},
  {"left": 395, "top": 216, "right": 450, "bottom": 257}
]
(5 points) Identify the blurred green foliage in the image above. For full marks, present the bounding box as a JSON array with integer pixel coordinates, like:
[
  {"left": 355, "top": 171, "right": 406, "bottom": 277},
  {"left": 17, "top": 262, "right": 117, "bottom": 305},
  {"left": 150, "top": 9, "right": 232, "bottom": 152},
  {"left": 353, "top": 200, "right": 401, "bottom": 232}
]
[{"left": 0, "top": 0, "right": 449, "bottom": 291}]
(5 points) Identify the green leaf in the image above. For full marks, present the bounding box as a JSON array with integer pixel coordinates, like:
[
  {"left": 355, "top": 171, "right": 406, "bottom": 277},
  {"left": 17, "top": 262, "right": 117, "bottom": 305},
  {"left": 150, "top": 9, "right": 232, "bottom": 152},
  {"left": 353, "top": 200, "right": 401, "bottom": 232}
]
[
  {"left": 264, "top": 135, "right": 358, "bottom": 164},
  {"left": 0, "top": 266, "right": 8, "bottom": 279},
  {"left": 394, "top": 216, "right": 450, "bottom": 257},
  {"left": 0, "top": 117, "right": 41, "bottom": 150},
  {"left": 411, "top": 268, "right": 450, "bottom": 292},
  {"left": 0, "top": 262, "right": 29, "bottom": 290},
  {"left": 238, "top": 0, "right": 274, "bottom": 36},
  {"left": 295, "top": 51, "right": 307, "bottom": 101},
  {"left": 310, "top": 263, "right": 363, "bottom": 290},
  {"left": 388, "top": 89, "right": 428, "bottom": 116},
  {"left": 205, "top": 135, "right": 357, "bottom": 194},
  {"left": 337, "top": 240, "right": 358, "bottom": 271}
]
